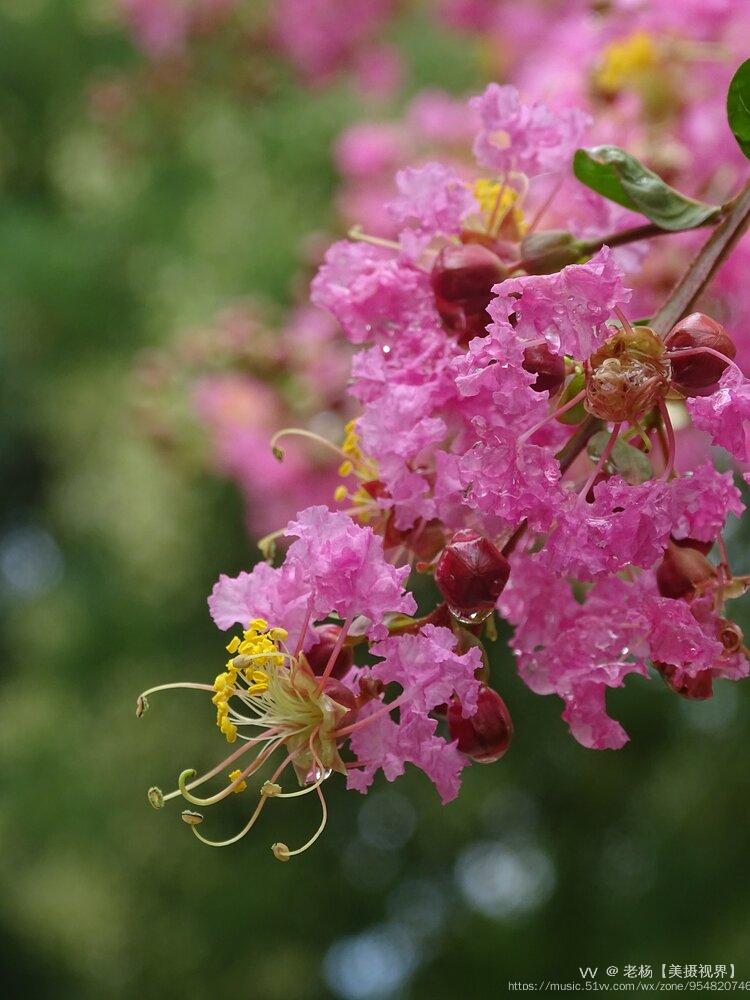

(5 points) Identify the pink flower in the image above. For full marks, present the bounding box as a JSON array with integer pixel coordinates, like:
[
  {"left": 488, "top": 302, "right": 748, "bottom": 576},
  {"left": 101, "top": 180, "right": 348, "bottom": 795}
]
[
  {"left": 311, "top": 241, "right": 435, "bottom": 344},
  {"left": 490, "top": 247, "right": 630, "bottom": 360},
  {"left": 370, "top": 624, "right": 483, "bottom": 716},
  {"left": 284, "top": 506, "right": 416, "bottom": 632},
  {"left": 387, "top": 162, "right": 476, "bottom": 257},
  {"left": 347, "top": 625, "right": 483, "bottom": 802},
  {"left": 458, "top": 426, "right": 562, "bottom": 532},
  {"left": 208, "top": 561, "right": 315, "bottom": 651},
  {"left": 669, "top": 464, "right": 744, "bottom": 542},
  {"left": 687, "top": 368, "right": 750, "bottom": 461},
  {"left": 470, "top": 83, "right": 591, "bottom": 177}
]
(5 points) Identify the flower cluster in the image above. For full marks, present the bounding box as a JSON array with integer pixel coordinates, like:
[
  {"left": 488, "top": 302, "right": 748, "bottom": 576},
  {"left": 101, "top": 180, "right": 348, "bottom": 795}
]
[{"left": 140, "top": 69, "right": 750, "bottom": 859}]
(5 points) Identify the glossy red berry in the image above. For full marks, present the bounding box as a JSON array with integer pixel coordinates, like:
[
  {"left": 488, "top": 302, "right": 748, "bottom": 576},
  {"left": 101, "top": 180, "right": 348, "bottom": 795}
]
[
  {"left": 430, "top": 243, "right": 505, "bottom": 346},
  {"left": 447, "top": 687, "right": 513, "bottom": 762},
  {"left": 304, "top": 624, "right": 354, "bottom": 680},
  {"left": 435, "top": 529, "right": 510, "bottom": 618},
  {"left": 667, "top": 312, "right": 736, "bottom": 397},
  {"left": 522, "top": 341, "right": 566, "bottom": 394}
]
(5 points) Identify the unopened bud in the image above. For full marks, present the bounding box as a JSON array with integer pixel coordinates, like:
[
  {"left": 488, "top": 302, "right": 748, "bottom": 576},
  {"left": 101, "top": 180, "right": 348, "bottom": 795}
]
[
  {"left": 655, "top": 662, "right": 713, "bottom": 700},
  {"left": 430, "top": 243, "right": 506, "bottom": 346},
  {"left": 667, "top": 313, "right": 736, "bottom": 397},
  {"left": 656, "top": 540, "right": 716, "bottom": 601},
  {"left": 305, "top": 624, "right": 354, "bottom": 680},
  {"left": 447, "top": 686, "right": 513, "bottom": 762},
  {"left": 435, "top": 530, "right": 510, "bottom": 621},
  {"left": 522, "top": 341, "right": 566, "bottom": 395},
  {"left": 519, "top": 230, "right": 584, "bottom": 275}
]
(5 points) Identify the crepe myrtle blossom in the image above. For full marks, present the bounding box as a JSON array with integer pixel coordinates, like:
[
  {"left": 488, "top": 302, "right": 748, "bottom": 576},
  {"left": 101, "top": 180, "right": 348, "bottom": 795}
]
[
  {"left": 140, "top": 78, "right": 750, "bottom": 859},
  {"left": 139, "top": 507, "right": 497, "bottom": 858}
]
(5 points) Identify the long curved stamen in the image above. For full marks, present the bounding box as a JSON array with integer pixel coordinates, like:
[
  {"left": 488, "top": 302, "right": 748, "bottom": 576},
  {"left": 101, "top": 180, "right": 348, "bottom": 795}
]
[
  {"left": 577, "top": 421, "right": 622, "bottom": 505},
  {"left": 519, "top": 388, "right": 587, "bottom": 444},
  {"left": 177, "top": 737, "right": 283, "bottom": 806},
  {"left": 187, "top": 755, "right": 294, "bottom": 848},
  {"left": 136, "top": 682, "right": 215, "bottom": 715},
  {"left": 614, "top": 305, "right": 634, "bottom": 336},
  {"left": 294, "top": 597, "right": 314, "bottom": 659},
  {"left": 347, "top": 225, "right": 400, "bottom": 250},
  {"left": 269, "top": 427, "right": 349, "bottom": 463},
  {"left": 271, "top": 744, "right": 329, "bottom": 861},
  {"left": 159, "top": 732, "right": 279, "bottom": 803},
  {"left": 658, "top": 400, "right": 677, "bottom": 480},
  {"left": 272, "top": 729, "right": 329, "bottom": 799}
]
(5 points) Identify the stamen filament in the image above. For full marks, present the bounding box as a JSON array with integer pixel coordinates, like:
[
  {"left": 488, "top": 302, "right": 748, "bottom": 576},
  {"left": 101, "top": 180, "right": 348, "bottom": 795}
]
[
  {"left": 316, "top": 615, "right": 354, "bottom": 688},
  {"left": 577, "top": 421, "right": 622, "bottom": 505},
  {"left": 269, "top": 427, "right": 349, "bottom": 463},
  {"left": 658, "top": 401, "right": 676, "bottom": 480},
  {"left": 519, "top": 388, "right": 586, "bottom": 443},
  {"left": 347, "top": 225, "right": 400, "bottom": 250}
]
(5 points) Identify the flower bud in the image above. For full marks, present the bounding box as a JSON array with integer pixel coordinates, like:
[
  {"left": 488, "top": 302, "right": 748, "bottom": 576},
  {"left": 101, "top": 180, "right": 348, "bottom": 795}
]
[
  {"left": 667, "top": 312, "right": 736, "bottom": 397},
  {"left": 522, "top": 341, "right": 566, "bottom": 394},
  {"left": 447, "top": 686, "right": 513, "bottom": 762},
  {"left": 435, "top": 529, "right": 510, "bottom": 620},
  {"left": 655, "top": 662, "right": 713, "bottom": 700},
  {"left": 519, "top": 230, "right": 584, "bottom": 275},
  {"left": 584, "top": 326, "right": 671, "bottom": 422},
  {"left": 430, "top": 243, "right": 506, "bottom": 346},
  {"left": 305, "top": 624, "right": 353, "bottom": 680},
  {"left": 656, "top": 540, "right": 716, "bottom": 601}
]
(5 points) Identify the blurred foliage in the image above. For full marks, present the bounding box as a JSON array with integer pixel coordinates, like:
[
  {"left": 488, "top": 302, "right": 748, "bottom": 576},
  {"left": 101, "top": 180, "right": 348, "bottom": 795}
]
[{"left": 1, "top": 2, "right": 750, "bottom": 998}]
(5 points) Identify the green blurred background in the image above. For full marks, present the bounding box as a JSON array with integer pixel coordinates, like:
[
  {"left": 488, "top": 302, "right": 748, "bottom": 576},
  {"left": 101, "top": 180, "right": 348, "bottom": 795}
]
[{"left": 1, "top": 2, "right": 749, "bottom": 997}]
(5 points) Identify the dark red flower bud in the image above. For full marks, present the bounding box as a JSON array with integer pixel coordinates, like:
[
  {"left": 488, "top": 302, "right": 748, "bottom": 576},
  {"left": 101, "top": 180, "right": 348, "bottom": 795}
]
[
  {"left": 667, "top": 312, "right": 736, "bottom": 397},
  {"left": 656, "top": 540, "right": 716, "bottom": 601},
  {"left": 430, "top": 243, "right": 506, "bottom": 346},
  {"left": 522, "top": 341, "right": 566, "bottom": 395},
  {"left": 655, "top": 662, "right": 714, "bottom": 700},
  {"left": 447, "top": 686, "right": 513, "bottom": 762},
  {"left": 435, "top": 529, "right": 510, "bottom": 620},
  {"left": 304, "top": 624, "right": 354, "bottom": 680},
  {"left": 671, "top": 535, "right": 714, "bottom": 557}
]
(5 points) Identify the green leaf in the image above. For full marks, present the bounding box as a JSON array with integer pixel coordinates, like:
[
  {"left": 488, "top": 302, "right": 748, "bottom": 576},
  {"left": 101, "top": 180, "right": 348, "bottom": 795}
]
[
  {"left": 587, "top": 431, "right": 653, "bottom": 485},
  {"left": 573, "top": 146, "right": 722, "bottom": 231},
  {"left": 727, "top": 59, "right": 750, "bottom": 160}
]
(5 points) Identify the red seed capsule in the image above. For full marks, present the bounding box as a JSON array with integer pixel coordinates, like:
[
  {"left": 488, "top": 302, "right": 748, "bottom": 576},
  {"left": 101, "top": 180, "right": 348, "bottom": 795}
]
[
  {"left": 667, "top": 312, "right": 736, "bottom": 397},
  {"left": 655, "top": 662, "right": 714, "bottom": 700},
  {"left": 522, "top": 341, "right": 566, "bottom": 395},
  {"left": 304, "top": 624, "right": 354, "bottom": 680},
  {"left": 655, "top": 540, "right": 716, "bottom": 601},
  {"left": 435, "top": 529, "right": 510, "bottom": 619},
  {"left": 430, "top": 243, "right": 506, "bottom": 346},
  {"left": 447, "top": 687, "right": 513, "bottom": 762}
]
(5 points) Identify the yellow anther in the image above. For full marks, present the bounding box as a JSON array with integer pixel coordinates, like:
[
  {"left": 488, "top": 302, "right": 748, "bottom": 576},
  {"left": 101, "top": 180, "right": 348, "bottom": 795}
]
[
  {"left": 334, "top": 485, "right": 348, "bottom": 502},
  {"left": 473, "top": 179, "right": 526, "bottom": 237},
  {"left": 249, "top": 669, "right": 269, "bottom": 684},
  {"left": 226, "top": 636, "right": 241, "bottom": 653},
  {"left": 338, "top": 460, "right": 354, "bottom": 477},
  {"left": 268, "top": 627, "right": 288, "bottom": 642},
  {"left": 596, "top": 31, "right": 656, "bottom": 94},
  {"left": 248, "top": 682, "right": 269, "bottom": 696},
  {"left": 248, "top": 618, "right": 268, "bottom": 633},
  {"left": 228, "top": 769, "right": 247, "bottom": 793}
]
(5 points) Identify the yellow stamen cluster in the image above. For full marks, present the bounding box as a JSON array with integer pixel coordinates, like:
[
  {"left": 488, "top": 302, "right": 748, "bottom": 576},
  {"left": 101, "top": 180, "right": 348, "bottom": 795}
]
[
  {"left": 213, "top": 618, "right": 287, "bottom": 743},
  {"left": 334, "top": 421, "right": 380, "bottom": 517},
  {"left": 595, "top": 31, "right": 657, "bottom": 94},
  {"left": 473, "top": 179, "right": 526, "bottom": 240}
]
